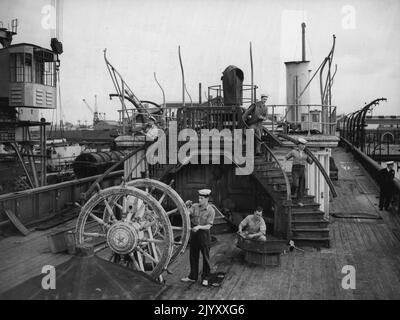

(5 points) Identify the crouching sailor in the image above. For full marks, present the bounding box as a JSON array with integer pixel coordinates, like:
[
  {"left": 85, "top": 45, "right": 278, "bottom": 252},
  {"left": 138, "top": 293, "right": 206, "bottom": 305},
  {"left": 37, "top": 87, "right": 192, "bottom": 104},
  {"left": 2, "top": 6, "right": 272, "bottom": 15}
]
[
  {"left": 238, "top": 206, "right": 267, "bottom": 241},
  {"left": 181, "top": 189, "right": 215, "bottom": 286}
]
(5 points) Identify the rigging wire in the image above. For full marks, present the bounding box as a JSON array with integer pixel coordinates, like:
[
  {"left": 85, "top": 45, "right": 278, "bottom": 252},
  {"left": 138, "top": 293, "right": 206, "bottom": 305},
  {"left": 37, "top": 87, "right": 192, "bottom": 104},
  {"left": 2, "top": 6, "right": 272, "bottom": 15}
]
[
  {"left": 178, "top": 46, "right": 185, "bottom": 107},
  {"left": 185, "top": 84, "right": 193, "bottom": 107},
  {"left": 153, "top": 72, "right": 165, "bottom": 108}
]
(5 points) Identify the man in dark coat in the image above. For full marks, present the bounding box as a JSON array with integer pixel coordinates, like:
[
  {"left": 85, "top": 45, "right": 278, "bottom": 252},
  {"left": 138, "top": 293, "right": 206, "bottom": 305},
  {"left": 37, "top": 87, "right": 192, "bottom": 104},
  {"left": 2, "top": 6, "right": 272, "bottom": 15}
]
[
  {"left": 242, "top": 94, "right": 269, "bottom": 155},
  {"left": 377, "top": 161, "right": 395, "bottom": 211}
]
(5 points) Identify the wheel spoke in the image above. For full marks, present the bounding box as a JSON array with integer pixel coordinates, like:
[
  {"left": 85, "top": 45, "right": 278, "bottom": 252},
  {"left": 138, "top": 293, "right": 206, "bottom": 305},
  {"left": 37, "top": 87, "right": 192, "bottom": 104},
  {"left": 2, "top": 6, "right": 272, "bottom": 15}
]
[
  {"left": 137, "top": 247, "right": 159, "bottom": 264},
  {"left": 140, "top": 218, "right": 157, "bottom": 231},
  {"left": 103, "top": 199, "right": 117, "bottom": 221},
  {"left": 83, "top": 232, "right": 106, "bottom": 238},
  {"left": 113, "top": 201, "right": 124, "bottom": 212},
  {"left": 136, "top": 250, "right": 145, "bottom": 271},
  {"left": 171, "top": 226, "right": 183, "bottom": 230},
  {"left": 138, "top": 238, "right": 165, "bottom": 244},
  {"left": 89, "top": 213, "right": 108, "bottom": 227},
  {"left": 158, "top": 192, "right": 167, "bottom": 205},
  {"left": 129, "top": 252, "right": 141, "bottom": 271},
  {"left": 94, "top": 242, "right": 108, "bottom": 253},
  {"left": 146, "top": 226, "right": 160, "bottom": 267},
  {"left": 166, "top": 208, "right": 178, "bottom": 216},
  {"left": 154, "top": 233, "right": 165, "bottom": 240}
]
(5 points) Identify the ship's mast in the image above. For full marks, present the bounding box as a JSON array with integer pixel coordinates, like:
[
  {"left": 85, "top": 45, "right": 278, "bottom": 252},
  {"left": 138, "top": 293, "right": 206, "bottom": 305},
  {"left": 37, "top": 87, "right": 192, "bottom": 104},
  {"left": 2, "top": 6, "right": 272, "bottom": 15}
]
[{"left": 302, "top": 22, "right": 306, "bottom": 62}]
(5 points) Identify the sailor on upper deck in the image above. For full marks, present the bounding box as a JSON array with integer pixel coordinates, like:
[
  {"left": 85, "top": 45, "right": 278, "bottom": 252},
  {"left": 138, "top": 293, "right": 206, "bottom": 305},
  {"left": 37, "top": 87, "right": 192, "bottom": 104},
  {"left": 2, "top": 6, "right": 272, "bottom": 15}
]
[{"left": 242, "top": 93, "right": 269, "bottom": 155}]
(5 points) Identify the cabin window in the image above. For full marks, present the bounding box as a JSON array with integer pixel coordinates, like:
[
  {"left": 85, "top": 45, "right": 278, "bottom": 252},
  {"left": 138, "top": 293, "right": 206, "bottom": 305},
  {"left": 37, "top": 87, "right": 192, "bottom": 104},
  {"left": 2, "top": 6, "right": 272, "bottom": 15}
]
[
  {"left": 9, "top": 53, "right": 33, "bottom": 83},
  {"left": 34, "top": 49, "right": 56, "bottom": 87},
  {"left": 34, "top": 61, "right": 56, "bottom": 86},
  {"left": 35, "top": 61, "right": 44, "bottom": 84},
  {"left": 24, "top": 53, "right": 32, "bottom": 82},
  {"left": 45, "top": 61, "right": 55, "bottom": 86},
  {"left": 312, "top": 114, "right": 319, "bottom": 122},
  {"left": 10, "top": 53, "right": 24, "bottom": 82}
]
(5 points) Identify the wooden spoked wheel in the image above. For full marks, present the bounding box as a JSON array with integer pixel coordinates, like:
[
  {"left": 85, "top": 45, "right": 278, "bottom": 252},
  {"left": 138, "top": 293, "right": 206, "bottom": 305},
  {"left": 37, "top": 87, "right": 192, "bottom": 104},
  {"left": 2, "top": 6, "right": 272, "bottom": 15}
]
[
  {"left": 126, "top": 179, "right": 191, "bottom": 266},
  {"left": 75, "top": 186, "right": 173, "bottom": 280}
]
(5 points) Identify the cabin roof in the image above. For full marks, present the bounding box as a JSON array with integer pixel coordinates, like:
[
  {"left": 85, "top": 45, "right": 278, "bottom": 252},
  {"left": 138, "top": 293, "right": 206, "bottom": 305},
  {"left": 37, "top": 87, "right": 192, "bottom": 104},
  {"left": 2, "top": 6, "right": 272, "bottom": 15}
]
[
  {"left": 284, "top": 60, "right": 310, "bottom": 64},
  {"left": 0, "top": 42, "right": 54, "bottom": 53}
]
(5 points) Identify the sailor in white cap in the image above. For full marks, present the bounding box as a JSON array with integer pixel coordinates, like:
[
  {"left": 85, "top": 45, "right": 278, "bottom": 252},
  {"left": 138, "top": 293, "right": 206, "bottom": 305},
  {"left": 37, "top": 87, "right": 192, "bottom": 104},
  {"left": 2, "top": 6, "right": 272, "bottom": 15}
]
[
  {"left": 181, "top": 189, "right": 215, "bottom": 286},
  {"left": 377, "top": 161, "right": 395, "bottom": 210},
  {"left": 284, "top": 138, "right": 314, "bottom": 206},
  {"left": 242, "top": 93, "right": 269, "bottom": 155}
]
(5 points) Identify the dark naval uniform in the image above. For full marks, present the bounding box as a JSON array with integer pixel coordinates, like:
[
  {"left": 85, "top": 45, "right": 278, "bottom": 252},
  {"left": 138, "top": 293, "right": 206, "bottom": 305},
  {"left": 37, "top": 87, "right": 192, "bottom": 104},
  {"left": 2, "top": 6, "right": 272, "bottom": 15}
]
[
  {"left": 243, "top": 100, "right": 268, "bottom": 154},
  {"left": 377, "top": 166, "right": 395, "bottom": 210},
  {"left": 188, "top": 203, "right": 215, "bottom": 281}
]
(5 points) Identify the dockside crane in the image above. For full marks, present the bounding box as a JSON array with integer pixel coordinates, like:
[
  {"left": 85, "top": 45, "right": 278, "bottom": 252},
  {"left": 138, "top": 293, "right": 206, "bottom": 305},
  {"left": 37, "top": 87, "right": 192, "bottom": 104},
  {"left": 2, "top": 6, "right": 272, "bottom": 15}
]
[{"left": 82, "top": 95, "right": 105, "bottom": 126}]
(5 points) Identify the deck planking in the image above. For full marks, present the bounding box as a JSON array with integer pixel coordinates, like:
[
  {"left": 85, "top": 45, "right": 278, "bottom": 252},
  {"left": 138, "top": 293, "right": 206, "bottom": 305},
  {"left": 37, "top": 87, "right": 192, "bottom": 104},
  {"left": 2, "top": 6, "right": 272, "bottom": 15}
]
[{"left": 1, "top": 147, "right": 400, "bottom": 299}]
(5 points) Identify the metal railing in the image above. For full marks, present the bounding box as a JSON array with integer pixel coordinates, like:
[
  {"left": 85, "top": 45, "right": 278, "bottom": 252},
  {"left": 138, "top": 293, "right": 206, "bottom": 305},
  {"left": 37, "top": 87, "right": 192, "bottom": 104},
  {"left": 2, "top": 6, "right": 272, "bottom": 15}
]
[
  {"left": 0, "top": 170, "right": 124, "bottom": 229},
  {"left": 207, "top": 84, "right": 258, "bottom": 106},
  {"left": 341, "top": 136, "right": 400, "bottom": 215},
  {"left": 261, "top": 104, "right": 337, "bottom": 136},
  {"left": 120, "top": 103, "right": 337, "bottom": 137}
]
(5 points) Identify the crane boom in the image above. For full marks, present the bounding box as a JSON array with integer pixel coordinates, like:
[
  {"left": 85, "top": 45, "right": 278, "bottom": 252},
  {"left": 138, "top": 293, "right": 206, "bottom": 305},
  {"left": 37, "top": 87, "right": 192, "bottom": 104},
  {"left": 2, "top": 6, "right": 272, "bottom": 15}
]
[{"left": 82, "top": 99, "right": 94, "bottom": 114}]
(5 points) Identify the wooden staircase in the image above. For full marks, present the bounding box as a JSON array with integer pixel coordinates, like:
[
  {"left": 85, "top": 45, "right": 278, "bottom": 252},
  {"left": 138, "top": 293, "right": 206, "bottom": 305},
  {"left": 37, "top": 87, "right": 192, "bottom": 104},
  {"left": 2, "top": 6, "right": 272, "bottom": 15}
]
[
  {"left": 147, "top": 137, "right": 331, "bottom": 247},
  {"left": 252, "top": 154, "right": 330, "bottom": 248}
]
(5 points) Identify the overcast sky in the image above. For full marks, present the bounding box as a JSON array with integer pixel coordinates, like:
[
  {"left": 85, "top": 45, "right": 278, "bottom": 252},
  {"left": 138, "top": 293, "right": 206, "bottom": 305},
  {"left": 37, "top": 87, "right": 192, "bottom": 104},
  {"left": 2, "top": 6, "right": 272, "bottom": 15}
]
[{"left": 1, "top": 0, "right": 399, "bottom": 123}]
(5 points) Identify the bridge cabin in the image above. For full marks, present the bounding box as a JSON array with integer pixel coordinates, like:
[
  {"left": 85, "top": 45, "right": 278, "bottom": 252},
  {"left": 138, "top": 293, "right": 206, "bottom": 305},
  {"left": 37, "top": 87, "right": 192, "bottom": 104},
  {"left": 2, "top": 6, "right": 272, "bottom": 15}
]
[{"left": 0, "top": 20, "right": 60, "bottom": 191}]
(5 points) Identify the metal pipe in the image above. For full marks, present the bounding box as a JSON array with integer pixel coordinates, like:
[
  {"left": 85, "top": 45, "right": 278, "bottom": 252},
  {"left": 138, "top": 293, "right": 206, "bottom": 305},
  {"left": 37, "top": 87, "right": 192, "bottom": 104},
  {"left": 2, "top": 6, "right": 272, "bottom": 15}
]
[
  {"left": 185, "top": 83, "right": 193, "bottom": 107},
  {"left": 40, "top": 123, "right": 47, "bottom": 186},
  {"left": 153, "top": 72, "right": 166, "bottom": 108},
  {"left": 27, "top": 145, "right": 39, "bottom": 188},
  {"left": 250, "top": 42, "right": 254, "bottom": 105},
  {"left": 10, "top": 143, "right": 34, "bottom": 188},
  {"left": 178, "top": 46, "right": 185, "bottom": 106},
  {"left": 199, "top": 83, "right": 202, "bottom": 104},
  {"left": 301, "top": 22, "right": 306, "bottom": 61}
]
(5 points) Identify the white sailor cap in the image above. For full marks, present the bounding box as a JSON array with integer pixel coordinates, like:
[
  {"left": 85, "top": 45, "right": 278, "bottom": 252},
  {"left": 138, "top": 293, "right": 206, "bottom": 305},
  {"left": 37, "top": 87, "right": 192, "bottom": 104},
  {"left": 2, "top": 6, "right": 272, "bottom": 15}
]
[
  {"left": 298, "top": 138, "right": 308, "bottom": 145},
  {"left": 261, "top": 93, "right": 269, "bottom": 98},
  {"left": 386, "top": 161, "right": 394, "bottom": 165},
  {"left": 149, "top": 116, "right": 156, "bottom": 122},
  {"left": 198, "top": 189, "right": 211, "bottom": 197}
]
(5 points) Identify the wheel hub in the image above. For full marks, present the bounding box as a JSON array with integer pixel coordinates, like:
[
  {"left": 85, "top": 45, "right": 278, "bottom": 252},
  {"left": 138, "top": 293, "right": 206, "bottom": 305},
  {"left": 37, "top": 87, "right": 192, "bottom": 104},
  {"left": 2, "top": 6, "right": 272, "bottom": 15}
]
[{"left": 107, "top": 222, "right": 139, "bottom": 254}]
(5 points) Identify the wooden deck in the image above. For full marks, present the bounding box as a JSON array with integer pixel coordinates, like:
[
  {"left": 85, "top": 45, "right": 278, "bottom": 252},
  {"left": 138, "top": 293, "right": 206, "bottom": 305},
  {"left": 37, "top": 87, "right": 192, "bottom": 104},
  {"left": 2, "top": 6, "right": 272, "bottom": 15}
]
[{"left": 1, "top": 147, "right": 400, "bottom": 299}]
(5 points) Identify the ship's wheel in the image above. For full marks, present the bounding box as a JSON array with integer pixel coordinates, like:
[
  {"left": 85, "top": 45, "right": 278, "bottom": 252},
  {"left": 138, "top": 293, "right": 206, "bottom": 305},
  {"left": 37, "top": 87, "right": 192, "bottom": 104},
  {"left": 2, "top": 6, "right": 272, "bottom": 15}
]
[
  {"left": 126, "top": 179, "right": 190, "bottom": 265},
  {"left": 75, "top": 185, "right": 181, "bottom": 280}
]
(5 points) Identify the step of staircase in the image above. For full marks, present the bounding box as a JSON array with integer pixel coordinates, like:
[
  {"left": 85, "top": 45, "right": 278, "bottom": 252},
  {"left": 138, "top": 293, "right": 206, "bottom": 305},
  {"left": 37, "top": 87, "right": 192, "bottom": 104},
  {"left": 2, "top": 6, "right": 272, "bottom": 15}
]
[
  {"left": 292, "top": 227, "right": 329, "bottom": 238},
  {"left": 291, "top": 202, "right": 321, "bottom": 211},
  {"left": 254, "top": 161, "right": 276, "bottom": 170},
  {"left": 256, "top": 170, "right": 292, "bottom": 178},
  {"left": 254, "top": 152, "right": 330, "bottom": 249},
  {"left": 276, "top": 194, "right": 315, "bottom": 202},
  {"left": 291, "top": 219, "right": 329, "bottom": 229},
  {"left": 258, "top": 176, "right": 291, "bottom": 186},
  {"left": 254, "top": 156, "right": 272, "bottom": 163},
  {"left": 292, "top": 210, "right": 325, "bottom": 221}
]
